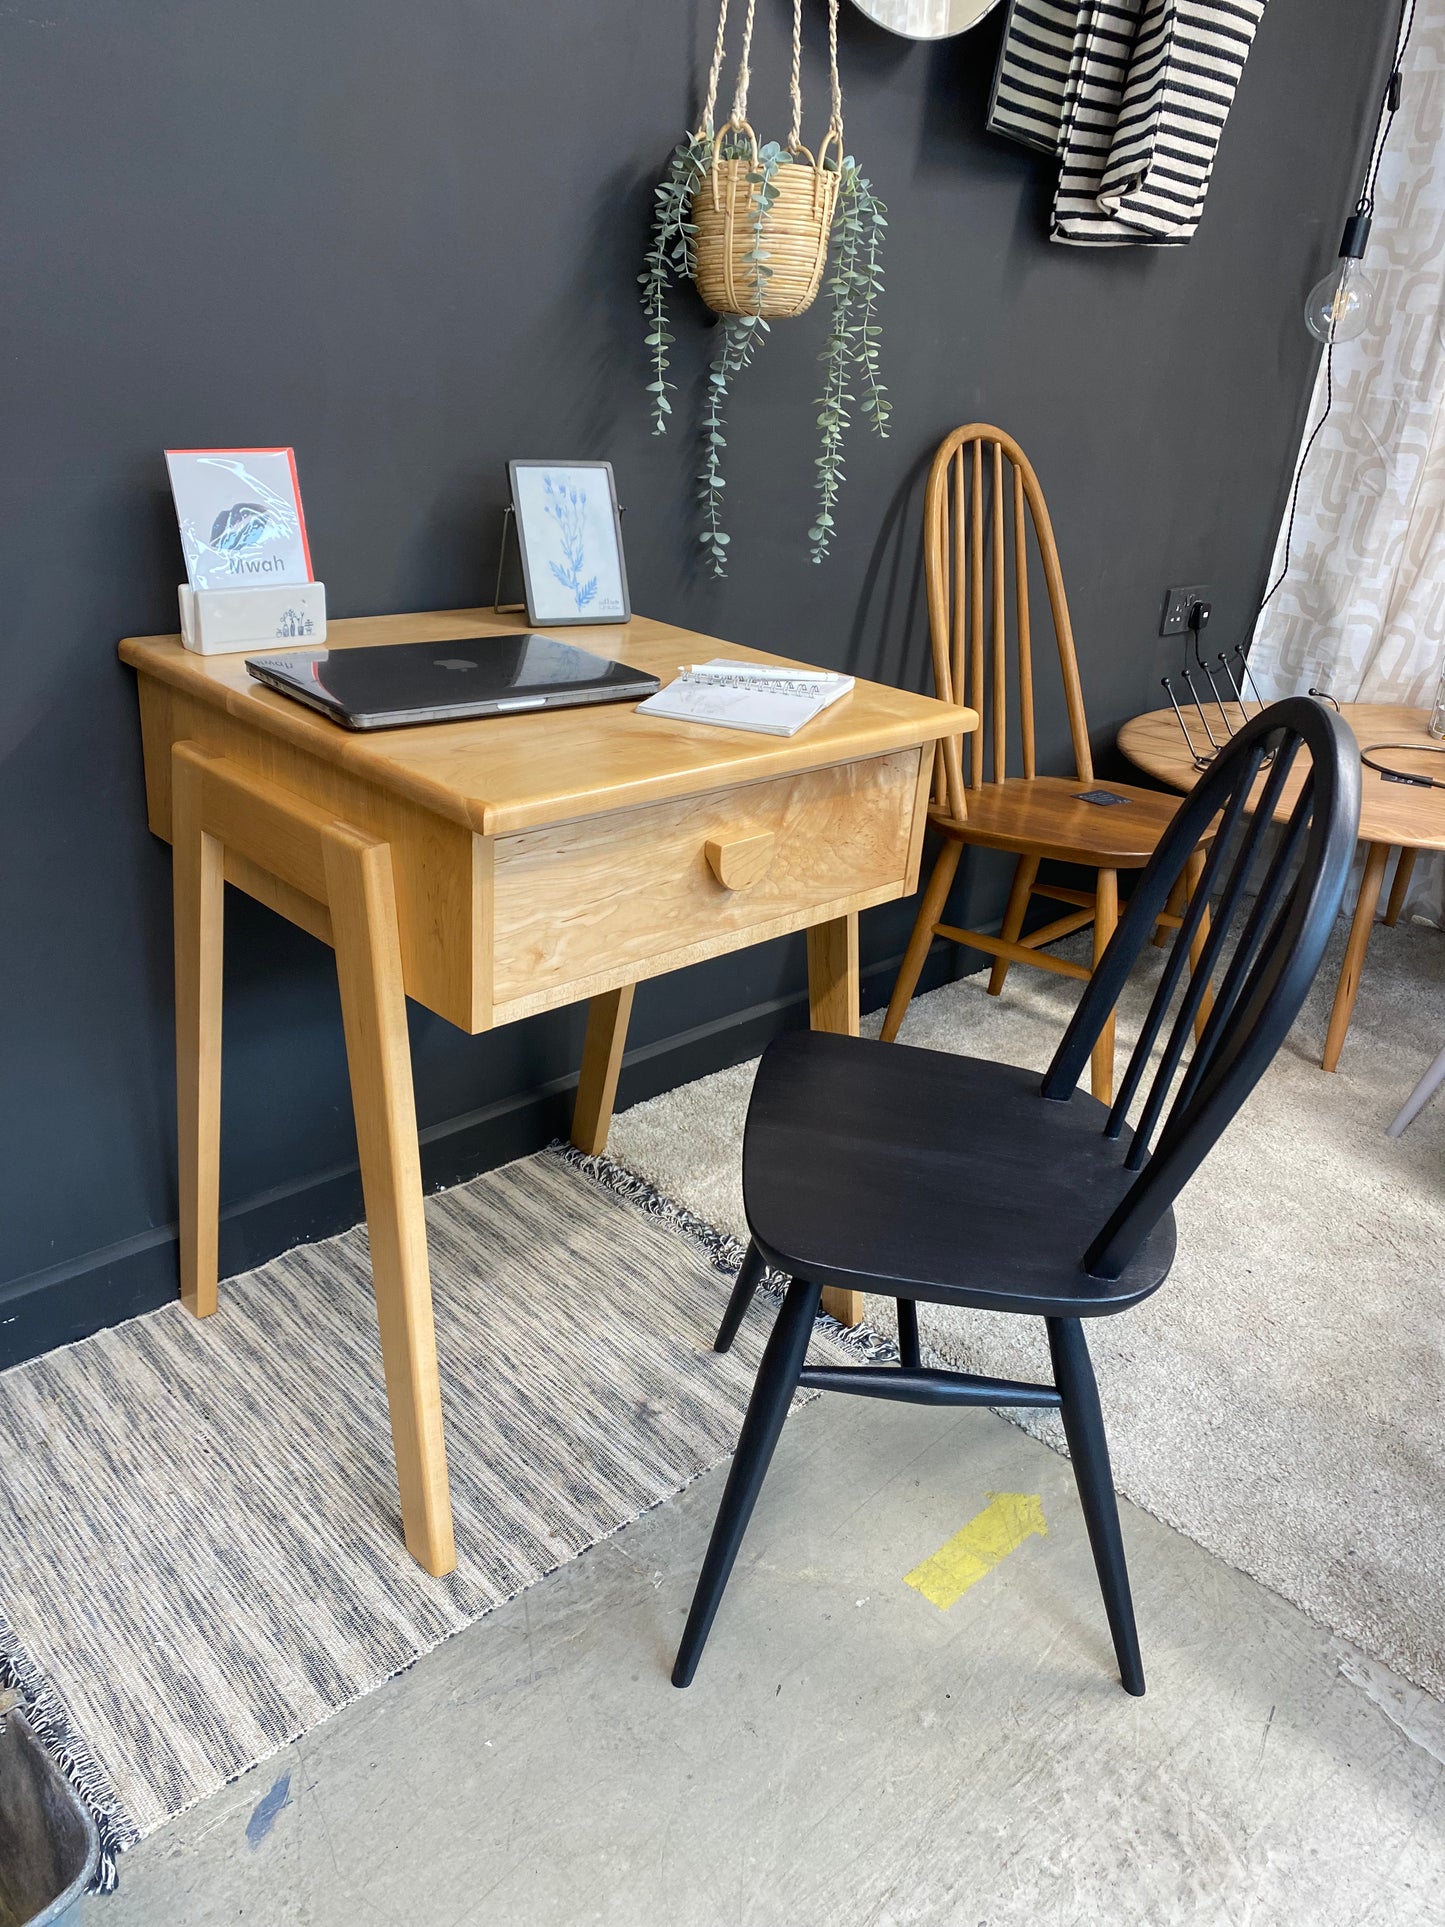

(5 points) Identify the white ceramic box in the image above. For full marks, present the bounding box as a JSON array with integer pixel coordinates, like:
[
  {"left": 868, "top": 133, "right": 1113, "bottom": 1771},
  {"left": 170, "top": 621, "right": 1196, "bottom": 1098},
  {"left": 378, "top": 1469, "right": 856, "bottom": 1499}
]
[{"left": 178, "top": 581, "right": 328, "bottom": 656}]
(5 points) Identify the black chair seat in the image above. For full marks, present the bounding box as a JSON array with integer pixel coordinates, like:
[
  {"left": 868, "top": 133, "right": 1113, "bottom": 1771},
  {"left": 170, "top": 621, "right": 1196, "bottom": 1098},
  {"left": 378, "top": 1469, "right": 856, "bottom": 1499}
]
[{"left": 744, "top": 1031, "right": 1176, "bottom": 1319}]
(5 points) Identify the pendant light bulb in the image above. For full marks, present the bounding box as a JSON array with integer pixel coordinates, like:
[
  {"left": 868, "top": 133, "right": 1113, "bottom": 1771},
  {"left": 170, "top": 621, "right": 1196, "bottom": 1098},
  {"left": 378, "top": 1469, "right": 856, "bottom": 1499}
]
[{"left": 1305, "top": 211, "right": 1375, "bottom": 344}]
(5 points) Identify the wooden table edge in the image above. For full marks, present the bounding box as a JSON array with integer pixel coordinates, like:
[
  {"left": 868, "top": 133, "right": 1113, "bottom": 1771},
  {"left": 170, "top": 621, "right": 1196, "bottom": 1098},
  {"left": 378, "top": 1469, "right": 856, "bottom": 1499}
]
[{"left": 120, "top": 630, "right": 976, "bottom": 836}]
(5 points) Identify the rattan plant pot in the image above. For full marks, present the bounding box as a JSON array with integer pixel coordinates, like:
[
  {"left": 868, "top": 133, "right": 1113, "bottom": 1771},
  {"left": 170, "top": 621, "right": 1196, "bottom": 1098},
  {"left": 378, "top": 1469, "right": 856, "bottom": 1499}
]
[{"left": 690, "top": 125, "right": 840, "bottom": 320}]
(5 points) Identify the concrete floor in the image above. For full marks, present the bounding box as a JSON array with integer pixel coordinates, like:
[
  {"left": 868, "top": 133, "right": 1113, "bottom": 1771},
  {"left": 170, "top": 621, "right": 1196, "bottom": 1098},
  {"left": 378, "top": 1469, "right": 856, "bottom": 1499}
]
[{"left": 99, "top": 1396, "right": 1445, "bottom": 1926}]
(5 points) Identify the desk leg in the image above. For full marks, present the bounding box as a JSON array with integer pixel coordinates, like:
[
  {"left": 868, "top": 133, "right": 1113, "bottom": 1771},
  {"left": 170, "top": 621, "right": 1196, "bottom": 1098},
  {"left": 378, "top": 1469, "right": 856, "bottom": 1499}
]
[
  {"left": 324, "top": 828, "right": 456, "bottom": 1578},
  {"left": 1323, "top": 841, "right": 1389, "bottom": 1075},
  {"left": 173, "top": 752, "right": 225, "bottom": 1320},
  {"left": 572, "top": 984, "right": 636, "bottom": 1156},
  {"left": 807, "top": 914, "right": 863, "bottom": 1327},
  {"left": 807, "top": 912, "right": 860, "bottom": 1039}
]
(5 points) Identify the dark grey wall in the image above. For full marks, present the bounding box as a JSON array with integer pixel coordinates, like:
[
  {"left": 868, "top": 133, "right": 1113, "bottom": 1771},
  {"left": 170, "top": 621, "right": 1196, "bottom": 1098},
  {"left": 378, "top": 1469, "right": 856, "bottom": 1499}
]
[{"left": 0, "top": 0, "right": 1390, "bottom": 1363}]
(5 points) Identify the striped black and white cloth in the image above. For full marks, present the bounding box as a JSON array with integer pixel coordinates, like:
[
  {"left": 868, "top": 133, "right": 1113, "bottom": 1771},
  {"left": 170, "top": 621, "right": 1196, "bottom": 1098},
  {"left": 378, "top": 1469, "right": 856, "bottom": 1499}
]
[{"left": 989, "top": 0, "right": 1268, "bottom": 245}]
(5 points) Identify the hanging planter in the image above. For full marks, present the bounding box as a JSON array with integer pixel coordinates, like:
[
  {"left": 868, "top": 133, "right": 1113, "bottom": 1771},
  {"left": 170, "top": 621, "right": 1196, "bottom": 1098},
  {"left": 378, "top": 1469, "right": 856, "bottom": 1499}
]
[
  {"left": 642, "top": 0, "right": 890, "bottom": 575},
  {"left": 691, "top": 120, "right": 840, "bottom": 319}
]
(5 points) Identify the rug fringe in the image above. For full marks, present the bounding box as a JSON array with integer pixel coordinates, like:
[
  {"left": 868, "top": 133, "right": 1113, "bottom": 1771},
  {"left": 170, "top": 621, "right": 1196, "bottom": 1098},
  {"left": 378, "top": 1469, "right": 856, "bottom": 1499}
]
[
  {"left": 0, "top": 1607, "right": 138, "bottom": 1890},
  {"left": 551, "top": 1142, "right": 899, "bottom": 1366}
]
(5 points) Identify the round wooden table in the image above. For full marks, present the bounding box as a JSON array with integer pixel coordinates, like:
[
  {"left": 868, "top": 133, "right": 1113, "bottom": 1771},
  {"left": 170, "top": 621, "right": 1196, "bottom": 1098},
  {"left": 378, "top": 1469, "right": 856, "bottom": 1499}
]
[{"left": 1118, "top": 701, "right": 1445, "bottom": 1071}]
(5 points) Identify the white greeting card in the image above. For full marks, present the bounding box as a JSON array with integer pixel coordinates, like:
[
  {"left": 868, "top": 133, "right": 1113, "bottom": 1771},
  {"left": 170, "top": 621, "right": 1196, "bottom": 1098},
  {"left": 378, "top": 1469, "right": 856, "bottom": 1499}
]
[{"left": 165, "top": 447, "right": 314, "bottom": 592}]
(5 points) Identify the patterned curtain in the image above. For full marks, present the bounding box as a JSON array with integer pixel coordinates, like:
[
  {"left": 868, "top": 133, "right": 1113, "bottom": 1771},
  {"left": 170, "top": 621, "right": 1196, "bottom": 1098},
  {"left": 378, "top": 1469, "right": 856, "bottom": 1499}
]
[{"left": 1250, "top": 0, "right": 1445, "bottom": 912}]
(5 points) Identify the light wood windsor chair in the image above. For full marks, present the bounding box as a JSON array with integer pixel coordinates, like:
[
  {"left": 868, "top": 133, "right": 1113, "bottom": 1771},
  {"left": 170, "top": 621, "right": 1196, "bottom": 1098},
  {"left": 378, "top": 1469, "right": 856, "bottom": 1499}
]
[{"left": 881, "top": 425, "right": 1199, "bottom": 1101}]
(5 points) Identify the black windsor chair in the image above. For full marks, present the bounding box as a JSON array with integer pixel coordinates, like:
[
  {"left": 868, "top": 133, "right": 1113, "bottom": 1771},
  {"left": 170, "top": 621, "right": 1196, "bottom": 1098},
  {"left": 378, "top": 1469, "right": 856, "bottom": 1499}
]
[{"left": 674, "top": 697, "right": 1361, "bottom": 1694}]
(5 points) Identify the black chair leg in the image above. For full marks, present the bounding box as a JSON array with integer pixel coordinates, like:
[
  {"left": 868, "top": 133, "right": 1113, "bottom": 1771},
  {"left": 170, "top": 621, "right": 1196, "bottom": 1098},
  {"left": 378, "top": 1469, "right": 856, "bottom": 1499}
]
[
  {"left": 1046, "top": 1316, "right": 1145, "bottom": 1697},
  {"left": 674, "top": 1274, "right": 824, "bottom": 1687},
  {"left": 897, "top": 1298, "right": 922, "bottom": 1368},
  {"left": 714, "top": 1240, "right": 768, "bottom": 1354}
]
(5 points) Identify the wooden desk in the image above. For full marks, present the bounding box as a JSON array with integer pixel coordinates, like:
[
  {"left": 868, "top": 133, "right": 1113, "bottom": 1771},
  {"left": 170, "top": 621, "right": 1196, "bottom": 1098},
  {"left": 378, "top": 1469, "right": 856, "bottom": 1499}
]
[
  {"left": 1119, "top": 701, "right": 1445, "bottom": 1072},
  {"left": 120, "top": 608, "right": 974, "bottom": 1575}
]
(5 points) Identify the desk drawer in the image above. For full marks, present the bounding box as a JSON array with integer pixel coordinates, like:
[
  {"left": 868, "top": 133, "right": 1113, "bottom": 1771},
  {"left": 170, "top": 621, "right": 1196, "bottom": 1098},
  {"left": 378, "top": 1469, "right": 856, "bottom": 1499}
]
[{"left": 490, "top": 748, "right": 922, "bottom": 1008}]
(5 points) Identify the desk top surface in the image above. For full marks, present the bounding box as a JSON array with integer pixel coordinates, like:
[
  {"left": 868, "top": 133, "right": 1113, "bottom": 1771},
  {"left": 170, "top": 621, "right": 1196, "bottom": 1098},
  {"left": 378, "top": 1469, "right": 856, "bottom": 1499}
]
[
  {"left": 1119, "top": 700, "right": 1445, "bottom": 853},
  {"left": 121, "top": 609, "right": 975, "bottom": 835}
]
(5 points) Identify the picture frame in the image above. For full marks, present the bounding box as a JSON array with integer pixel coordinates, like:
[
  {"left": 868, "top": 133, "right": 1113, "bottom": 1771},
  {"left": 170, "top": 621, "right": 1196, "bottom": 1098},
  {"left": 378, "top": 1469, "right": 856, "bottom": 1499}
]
[{"left": 507, "top": 459, "right": 630, "bottom": 626}]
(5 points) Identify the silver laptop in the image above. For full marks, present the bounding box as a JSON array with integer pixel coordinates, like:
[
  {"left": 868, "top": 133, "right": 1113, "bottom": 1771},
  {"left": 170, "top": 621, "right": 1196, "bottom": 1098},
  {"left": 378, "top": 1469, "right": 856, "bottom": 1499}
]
[{"left": 245, "top": 633, "right": 660, "bottom": 731}]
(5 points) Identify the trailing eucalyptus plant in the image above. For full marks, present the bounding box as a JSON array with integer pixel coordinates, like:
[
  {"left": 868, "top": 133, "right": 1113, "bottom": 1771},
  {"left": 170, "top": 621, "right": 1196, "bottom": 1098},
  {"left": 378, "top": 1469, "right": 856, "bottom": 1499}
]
[
  {"left": 641, "top": 139, "right": 890, "bottom": 577},
  {"left": 811, "top": 162, "right": 890, "bottom": 564},
  {"left": 641, "top": 133, "right": 711, "bottom": 435}
]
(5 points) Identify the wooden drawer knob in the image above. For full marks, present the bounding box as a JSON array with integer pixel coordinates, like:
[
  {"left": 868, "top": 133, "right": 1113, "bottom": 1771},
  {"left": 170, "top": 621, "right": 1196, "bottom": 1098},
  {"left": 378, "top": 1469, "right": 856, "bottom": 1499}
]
[{"left": 705, "top": 830, "right": 776, "bottom": 890}]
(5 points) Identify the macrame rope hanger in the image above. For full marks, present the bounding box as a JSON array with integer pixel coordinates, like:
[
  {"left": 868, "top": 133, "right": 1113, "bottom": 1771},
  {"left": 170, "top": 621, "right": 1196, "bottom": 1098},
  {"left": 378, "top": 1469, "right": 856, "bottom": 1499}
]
[{"left": 698, "top": 0, "right": 844, "bottom": 151}]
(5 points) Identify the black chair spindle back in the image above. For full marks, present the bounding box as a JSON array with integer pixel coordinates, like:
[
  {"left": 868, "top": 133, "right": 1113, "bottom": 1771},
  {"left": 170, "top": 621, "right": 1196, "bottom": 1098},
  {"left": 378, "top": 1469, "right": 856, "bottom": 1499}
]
[{"left": 1042, "top": 697, "right": 1361, "bottom": 1281}]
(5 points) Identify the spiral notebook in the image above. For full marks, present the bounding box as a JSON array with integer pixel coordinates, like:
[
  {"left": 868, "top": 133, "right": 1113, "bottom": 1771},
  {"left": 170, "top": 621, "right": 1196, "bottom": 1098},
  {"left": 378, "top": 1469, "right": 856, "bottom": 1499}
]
[{"left": 636, "top": 658, "right": 854, "bottom": 737}]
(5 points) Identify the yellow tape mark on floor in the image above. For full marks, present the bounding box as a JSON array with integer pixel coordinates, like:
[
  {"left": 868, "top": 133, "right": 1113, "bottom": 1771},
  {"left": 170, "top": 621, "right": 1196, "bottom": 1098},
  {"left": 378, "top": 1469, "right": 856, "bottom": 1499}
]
[{"left": 903, "top": 1492, "right": 1047, "bottom": 1610}]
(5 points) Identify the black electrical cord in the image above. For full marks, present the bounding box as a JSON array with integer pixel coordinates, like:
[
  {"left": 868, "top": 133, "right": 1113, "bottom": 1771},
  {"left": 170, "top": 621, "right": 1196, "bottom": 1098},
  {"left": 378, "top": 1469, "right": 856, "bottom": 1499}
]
[
  {"left": 1360, "top": 0, "right": 1417, "bottom": 215},
  {"left": 1256, "top": 343, "right": 1333, "bottom": 622},
  {"left": 1246, "top": 0, "right": 1416, "bottom": 647},
  {"left": 1360, "top": 743, "right": 1445, "bottom": 789}
]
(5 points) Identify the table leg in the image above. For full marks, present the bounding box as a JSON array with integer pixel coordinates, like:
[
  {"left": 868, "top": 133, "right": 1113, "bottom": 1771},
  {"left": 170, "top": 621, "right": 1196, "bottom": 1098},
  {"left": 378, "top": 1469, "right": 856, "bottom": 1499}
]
[
  {"left": 1383, "top": 846, "right": 1415, "bottom": 928},
  {"left": 324, "top": 826, "right": 456, "bottom": 1578},
  {"left": 1387, "top": 1040, "right": 1445, "bottom": 1137},
  {"left": 571, "top": 984, "right": 636, "bottom": 1156},
  {"left": 173, "top": 751, "right": 225, "bottom": 1320},
  {"left": 1322, "top": 841, "right": 1390, "bottom": 1074},
  {"left": 807, "top": 914, "right": 863, "bottom": 1326}
]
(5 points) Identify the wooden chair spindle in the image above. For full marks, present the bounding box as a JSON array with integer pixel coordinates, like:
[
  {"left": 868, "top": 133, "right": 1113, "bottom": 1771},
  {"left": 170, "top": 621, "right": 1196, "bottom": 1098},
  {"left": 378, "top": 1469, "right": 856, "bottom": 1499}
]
[
  {"left": 969, "top": 441, "right": 984, "bottom": 791},
  {"left": 992, "top": 441, "right": 1007, "bottom": 787},
  {"left": 1014, "top": 460, "right": 1034, "bottom": 782}
]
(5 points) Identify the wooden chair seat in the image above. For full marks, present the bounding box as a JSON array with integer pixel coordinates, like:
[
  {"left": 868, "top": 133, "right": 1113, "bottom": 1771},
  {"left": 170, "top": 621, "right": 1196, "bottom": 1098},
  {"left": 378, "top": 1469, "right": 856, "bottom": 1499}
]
[
  {"left": 743, "top": 1032, "right": 1176, "bottom": 1317},
  {"left": 932, "top": 776, "right": 1183, "bottom": 868}
]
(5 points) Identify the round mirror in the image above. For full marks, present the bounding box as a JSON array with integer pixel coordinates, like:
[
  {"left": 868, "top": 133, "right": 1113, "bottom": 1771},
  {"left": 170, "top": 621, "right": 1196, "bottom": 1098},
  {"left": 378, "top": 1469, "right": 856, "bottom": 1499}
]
[{"left": 848, "top": 0, "right": 1004, "bottom": 36}]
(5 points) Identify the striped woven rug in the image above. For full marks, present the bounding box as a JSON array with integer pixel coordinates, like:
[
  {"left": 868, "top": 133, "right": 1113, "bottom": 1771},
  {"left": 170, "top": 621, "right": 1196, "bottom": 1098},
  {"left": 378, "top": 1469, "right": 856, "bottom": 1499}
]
[{"left": 0, "top": 1147, "right": 853, "bottom": 1883}]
